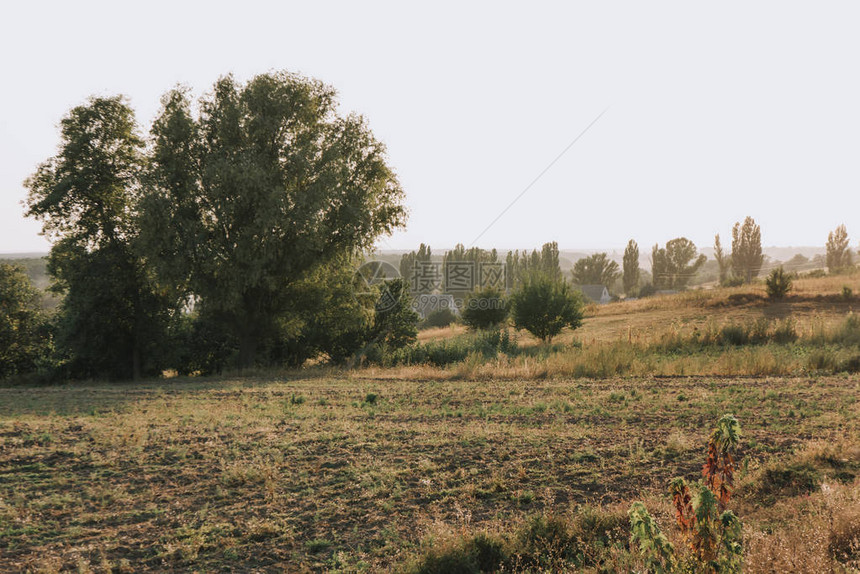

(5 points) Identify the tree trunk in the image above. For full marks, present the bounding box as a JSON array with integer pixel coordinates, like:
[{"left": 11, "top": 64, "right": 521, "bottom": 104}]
[
  {"left": 238, "top": 329, "right": 258, "bottom": 373},
  {"left": 132, "top": 346, "right": 141, "bottom": 382}
]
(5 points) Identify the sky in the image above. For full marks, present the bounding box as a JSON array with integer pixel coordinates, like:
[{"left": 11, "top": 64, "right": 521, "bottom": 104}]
[{"left": 2, "top": 1, "right": 859, "bottom": 255}]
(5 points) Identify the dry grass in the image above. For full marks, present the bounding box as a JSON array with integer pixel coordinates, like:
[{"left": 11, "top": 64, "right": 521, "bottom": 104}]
[{"left": 0, "top": 374, "right": 857, "bottom": 572}]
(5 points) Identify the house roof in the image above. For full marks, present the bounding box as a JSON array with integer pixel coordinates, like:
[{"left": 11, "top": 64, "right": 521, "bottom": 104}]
[{"left": 578, "top": 284, "right": 608, "bottom": 302}]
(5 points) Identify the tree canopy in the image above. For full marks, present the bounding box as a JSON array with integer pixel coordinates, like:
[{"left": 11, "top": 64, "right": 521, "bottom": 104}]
[
  {"left": 826, "top": 224, "right": 852, "bottom": 272},
  {"left": 140, "top": 73, "right": 407, "bottom": 368},
  {"left": 571, "top": 252, "right": 620, "bottom": 287},
  {"left": 622, "top": 240, "right": 640, "bottom": 296},
  {"left": 651, "top": 238, "right": 707, "bottom": 290},
  {"left": 731, "top": 217, "right": 763, "bottom": 284},
  {"left": 25, "top": 96, "right": 171, "bottom": 380}
]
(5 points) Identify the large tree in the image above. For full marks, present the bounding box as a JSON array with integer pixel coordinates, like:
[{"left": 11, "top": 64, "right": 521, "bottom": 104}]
[
  {"left": 25, "top": 97, "right": 170, "bottom": 380},
  {"left": 622, "top": 239, "right": 640, "bottom": 296},
  {"left": 140, "top": 73, "right": 406, "bottom": 368},
  {"left": 826, "top": 224, "right": 852, "bottom": 272},
  {"left": 571, "top": 253, "right": 620, "bottom": 286},
  {"left": 731, "top": 216, "right": 763, "bottom": 283},
  {"left": 651, "top": 238, "right": 707, "bottom": 290}
]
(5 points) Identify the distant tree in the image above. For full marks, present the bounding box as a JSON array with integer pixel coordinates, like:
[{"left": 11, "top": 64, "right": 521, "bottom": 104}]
[
  {"left": 784, "top": 253, "right": 810, "bottom": 272},
  {"left": 826, "top": 224, "right": 853, "bottom": 273},
  {"left": 622, "top": 240, "right": 640, "bottom": 296},
  {"left": 765, "top": 266, "right": 792, "bottom": 299},
  {"left": 0, "top": 264, "right": 48, "bottom": 378},
  {"left": 461, "top": 287, "right": 508, "bottom": 330},
  {"left": 713, "top": 234, "right": 730, "bottom": 286},
  {"left": 571, "top": 253, "right": 620, "bottom": 287},
  {"left": 139, "top": 73, "right": 406, "bottom": 369},
  {"left": 506, "top": 241, "right": 563, "bottom": 289},
  {"left": 442, "top": 244, "right": 499, "bottom": 303},
  {"left": 731, "top": 217, "right": 763, "bottom": 283},
  {"left": 510, "top": 276, "right": 583, "bottom": 342},
  {"left": 25, "top": 96, "right": 171, "bottom": 380},
  {"left": 400, "top": 243, "right": 433, "bottom": 293},
  {"left": 651, "top": 238, "right": 707, "bottom": 290}
]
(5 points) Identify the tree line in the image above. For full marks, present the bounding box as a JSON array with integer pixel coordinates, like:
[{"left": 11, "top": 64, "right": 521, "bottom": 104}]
[
  {"left": 2, "top": 68, "right": 858, "bottom": 379},
  {"left": 14, "top": 72, "right": 408, "bottom": 380}
]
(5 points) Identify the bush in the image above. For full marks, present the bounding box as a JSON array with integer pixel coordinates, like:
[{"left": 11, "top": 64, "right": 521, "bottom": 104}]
[
  {"left": 510, "top": 277, "right": 584, "bottom": 343},
  {"left": 367, "top": 329, "right": 518, "bottom": 368},
  {"left": 420, "top": 308, "right": 458, "bottom": 329},
  {"left": 765, "top": 266, "right": 792, "bottom": 299},
  {"left": 372, "top": 278, "right": 420, "bottom": 349},
  {"left": 461, "top": 288, "right": 508, "bottom": 330}
]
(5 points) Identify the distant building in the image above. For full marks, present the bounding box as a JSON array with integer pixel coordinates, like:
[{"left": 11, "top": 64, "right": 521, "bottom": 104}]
[{"left": 578, "top": 284, "right": 611, "bottom": 305}]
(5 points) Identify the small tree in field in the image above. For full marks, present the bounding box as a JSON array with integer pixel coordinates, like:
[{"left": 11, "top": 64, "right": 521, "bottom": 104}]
[
  {"left": 510, "top": 277, "right": 583, "bottom": 343},
  {"left": 826, "top": 224, "right": 852, "bottom": 273},
  {"left": 765, "top": 266, "right": 792, "bottom": 299},
  {"left": 623, "top": 239, "right": 640, "bottom": 296},
  {"left": 731, "top": 216, "right": 763, "bottom": 283},
  {"left": 461, "top": 288, "right": 508, "bottom": 330}
]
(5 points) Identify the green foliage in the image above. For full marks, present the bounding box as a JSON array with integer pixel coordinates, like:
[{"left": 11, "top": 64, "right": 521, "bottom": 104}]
[
  {"left": 510, "top": 277, "right": 583, "bottom": 342},
  {"left": 765, "top": 266, "right": 792, "bottom": 299},
  {"left": 282, "top": 256, "right": 377, "bottom": 365},
  {"left": 461, "top": 288, "right": 508, "bottom": 330},
  {"left": 651, "top": 238, "right": 707, "bottom": 290},
  {"left": 371, "top": 278, "right": 419, "bottom": 350},
  {"left": 400, "top": 243, "right": 433, "bottom": 294},
  {"left": 826, "top": 224, "right": 852, "bottom": 272},
  {"left": 623, "top": 239, "right": 641, "bottom": 296},
  {"left": 25, "top": 96, "right": 172, "bottom": 380},
  {"left": 505, "top": 242, "right": 562, "bottom": 289},
  {"left": 629, "top": 502, "right": 676, "bottom": 573},
  {"left": 442, "top": 244, "right": 499, "bottom": 299},
  {"left": 371, "top": 328, "right": 517, "bottom": 367},
  {"left": 140, "top": 72, "right": 406, "bottom": 369},
  {"left": 571, "top": 252, "right": 620, "bottom": 287},
  {"left": 0, "top": 264, "right": 49, "bottom": 378},
  {"left": 731, "top": 216, "right": 763, "bottom": 283}
]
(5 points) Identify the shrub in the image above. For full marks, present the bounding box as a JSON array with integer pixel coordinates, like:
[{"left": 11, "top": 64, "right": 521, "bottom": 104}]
[
  {"left": 765, "top": 266, "right": 792, "bottom": 299},
  {"left": 420, "top": 308, "right": 458, "bottom": 329},
  {"left": 372, "top": 278, "right": 420, "bottom": 349},
  {"left": 771, "top": 319, "right": 799, "bottom": 344},
  {"left": 842, "top": 286, "right": 854, "bottom": 301},
  {"left": 461, "top": 288, "right": 508, "bottom": 330},
  {"left": 510, "top": 277, "right": 584, "bottom": 343}
]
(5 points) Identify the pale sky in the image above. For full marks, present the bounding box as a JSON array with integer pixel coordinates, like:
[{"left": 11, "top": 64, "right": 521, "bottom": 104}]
[{"left": 2, "top": 1, "right": 859, "bottom": 255}]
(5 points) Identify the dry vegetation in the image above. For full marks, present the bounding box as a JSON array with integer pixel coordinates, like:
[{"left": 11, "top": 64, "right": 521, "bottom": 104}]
[{"left": 1, "top": 275, "right": 859, "bottom": 572}]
